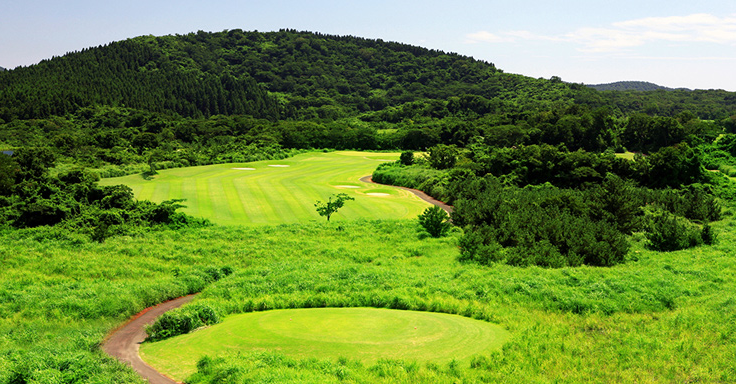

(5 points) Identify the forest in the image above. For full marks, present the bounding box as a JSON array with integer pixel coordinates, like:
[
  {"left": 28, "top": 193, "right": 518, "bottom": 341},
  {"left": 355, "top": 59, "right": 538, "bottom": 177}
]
[{"left": 1, "top": 29, "right": 736, "bottom": 383}]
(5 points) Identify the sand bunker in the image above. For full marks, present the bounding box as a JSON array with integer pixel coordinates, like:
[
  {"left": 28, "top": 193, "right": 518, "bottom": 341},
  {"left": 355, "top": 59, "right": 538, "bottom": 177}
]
[
  {"left": 367, "top": 193, "right": 391, "bottom": 196},
  {"left": 335, "top": 185, "right": 360, "bottom": 188},
  {"left": 268, "top": 165, "right": 290, "bottom": 168},
  {"left": 232, "top": 168, "right": 256, "bottom": 170}
]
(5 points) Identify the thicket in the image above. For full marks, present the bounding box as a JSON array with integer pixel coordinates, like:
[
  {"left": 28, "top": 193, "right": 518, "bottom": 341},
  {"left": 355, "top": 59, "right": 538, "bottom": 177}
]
[
  {"left": 0, "top": 146, "right": 209, "bottom": 241},
  {"left": 374, "top": 141, "right": 722, "bottom": 267}
]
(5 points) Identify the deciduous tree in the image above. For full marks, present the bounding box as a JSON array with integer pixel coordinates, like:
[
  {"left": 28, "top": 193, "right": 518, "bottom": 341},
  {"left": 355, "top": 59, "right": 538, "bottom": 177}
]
[{"left": 314, "top": 193, "right": 354, "bottom": 221}]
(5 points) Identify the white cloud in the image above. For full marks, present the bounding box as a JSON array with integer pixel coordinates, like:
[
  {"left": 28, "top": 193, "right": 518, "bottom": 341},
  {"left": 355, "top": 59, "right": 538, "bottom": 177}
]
[
  {"left": 464, "top": 31, "right": 512, "bottom": 44},
  {"left": 469, "top": 13, "right": 736, "bottom": 52},
  {"left": 577, "top": 13, "right": 736, "bottom": 50}
]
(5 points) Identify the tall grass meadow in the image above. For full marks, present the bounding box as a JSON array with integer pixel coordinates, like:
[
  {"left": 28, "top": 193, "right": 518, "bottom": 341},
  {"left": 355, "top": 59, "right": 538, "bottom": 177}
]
[{"left": 1, "top": 217, "right": 734, "bottom": 383}]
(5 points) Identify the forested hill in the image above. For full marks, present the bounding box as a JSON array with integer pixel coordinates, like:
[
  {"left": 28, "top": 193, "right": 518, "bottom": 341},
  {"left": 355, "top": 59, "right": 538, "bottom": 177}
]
[
  {"left": 0, "top": 29, "right": 570, "bottom": 122},
  {"left": 587, "top": 81, "right": 686, "bottom": 92},
  {"left": 1, "top": 29, "right": 735, "bottom": 124}
]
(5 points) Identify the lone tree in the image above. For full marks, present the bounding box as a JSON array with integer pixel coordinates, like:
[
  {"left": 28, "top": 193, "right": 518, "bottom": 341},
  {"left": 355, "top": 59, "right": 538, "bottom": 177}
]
[
  {"left": 314, "top": 193, "right": 354, "bottom": 221},
  {"left": 418, "top": 205, "right": 451, "bottom": 237}
]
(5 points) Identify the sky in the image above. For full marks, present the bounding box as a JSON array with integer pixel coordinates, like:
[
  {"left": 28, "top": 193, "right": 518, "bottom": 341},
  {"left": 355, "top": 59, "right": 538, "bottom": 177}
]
[{"left": 2, "top": 0, "right": 736, "bottom": 91}]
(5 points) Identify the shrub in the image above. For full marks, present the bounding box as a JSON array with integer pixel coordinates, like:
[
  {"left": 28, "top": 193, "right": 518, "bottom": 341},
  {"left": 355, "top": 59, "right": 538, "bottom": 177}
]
[
  {"left": 453, "top": 176, "right": 629, "bottom": 268},
  {"left": 701, "top": 223, "right": 717, "bottom": 245},
  {"left": 399, "top": 151, "right": 414, "bottom": 166},
  {"left": 457, "top": 227, "right": 505, "bottom": 266},
  {"left": 645, "top": 210, "right": 703, "bottom": 252},
  {"left": 418, "top": 205, "right": 451, "bottom": 238},
  {"left": 145, "top": 303, "right": 221, "bottom": 341}
]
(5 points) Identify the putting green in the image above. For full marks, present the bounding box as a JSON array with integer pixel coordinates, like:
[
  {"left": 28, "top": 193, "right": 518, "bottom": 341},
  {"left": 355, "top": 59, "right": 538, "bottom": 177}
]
[
  {"left": 98, "top": 151, "right": 431, "bottom": 225},
  {"left": 140, "top": 307, "right": 511, "bottom": 381}
]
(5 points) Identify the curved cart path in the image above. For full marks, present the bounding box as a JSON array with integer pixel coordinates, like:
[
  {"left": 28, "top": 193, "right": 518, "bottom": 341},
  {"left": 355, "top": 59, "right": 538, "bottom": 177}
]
[
  {"left": 360, "top": 175, "right": 453, "bottom": 214},
  {"left": 102, "top": 294, "right": 196, "bottom": 384}
]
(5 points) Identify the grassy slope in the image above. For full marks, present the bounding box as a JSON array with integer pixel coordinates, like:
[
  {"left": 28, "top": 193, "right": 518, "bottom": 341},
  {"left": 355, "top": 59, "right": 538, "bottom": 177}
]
[
  {"left": 140, "top": 307, "right": 510, "bottom": 380},
  {"left": 98, "top": 151, "right": 430, "bottom": 225},
  {"left": 187, "top": 222, "right": 735, "bottom": 383},
  {"left": 1, "top": 217, "right": 735, "bottom": 383}
]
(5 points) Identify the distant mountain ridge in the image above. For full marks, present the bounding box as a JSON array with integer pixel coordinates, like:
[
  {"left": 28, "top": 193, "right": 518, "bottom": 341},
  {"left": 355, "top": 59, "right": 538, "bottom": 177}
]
[
  {"left": 587, "top": 81, "right": 691, "bottom": 92},
  {"left": 0, "top": 67, "right": 6, "bottom": 72}
]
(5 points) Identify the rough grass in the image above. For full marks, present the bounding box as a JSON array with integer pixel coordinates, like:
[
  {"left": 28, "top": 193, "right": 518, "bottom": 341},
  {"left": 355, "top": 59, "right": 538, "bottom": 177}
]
[
  {"left": 140, "top": 307, "right": 510, "bottom": 380},
  {"left": 2, "top": 216, "right": 736, "bottom": 383},
  {"left": 98, "top": 151, "right": 431, "bottom": 225}
]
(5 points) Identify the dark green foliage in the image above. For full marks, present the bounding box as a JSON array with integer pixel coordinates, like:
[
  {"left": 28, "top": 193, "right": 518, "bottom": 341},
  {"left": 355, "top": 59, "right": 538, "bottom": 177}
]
[
  {"left": 587, "top": 174, "right": 642, "bottom": 234},
  {"left": 0, "top": 38, "right": 281, "bottom": 120},
  {"left": 12, "top": 147, "right": 56, "bottom": 181},
  {"left": 453, "top": 176, "right": 630, "bottom": 268},
  {"left": 701, "top": 223, "right": 717, "bottom": 245},
  {"left": 399, "top": 151, "right": 414, "bottom": 166},
  {"left": 425, "top": 144, "right": 458, "bottom": 170},
  {"left": 0, "top": 151, "right": 210, "bottom": 239},
  {"left": 587, "top": 81, "right": 682, "bottom": 92},
  {"left": 645, "top": 210, "right": 705, "bottom": 252},
  {"left": 465, "top": 142, "right": 704, "bottom": 189},
  {"left": 418, "top": 205, "right": 451, "bottom": 238},
  {"left": 457, "top": 226, "right": 504, "bottom": 266},
  {"left": 642, "top": 143, "right": 704, "bottom": 188},
  {"left": 0, "top": 154, "right": 18, "bottom": 196},
  {"left": 145, "top": 303, "right": 221, "bottom": 341},
  {"left": 314, "top": 193, "right": 354, "bottom": 221},
  {"left": 651, "top": 185, "right": 721, "bottom": 223}
]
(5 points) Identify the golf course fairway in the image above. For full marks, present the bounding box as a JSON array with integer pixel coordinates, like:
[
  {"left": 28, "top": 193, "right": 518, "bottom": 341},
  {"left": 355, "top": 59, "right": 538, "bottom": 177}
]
[
  {"left": 140, "top": 307, "right": 511, "bottom": 381},
  {"left": 98, "top": 151, "right": 432, "bottom": 225}
]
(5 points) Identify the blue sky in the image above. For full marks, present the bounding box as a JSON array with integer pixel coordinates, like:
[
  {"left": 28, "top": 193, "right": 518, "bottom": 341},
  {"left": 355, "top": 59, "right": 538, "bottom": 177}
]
[{"left": 2, "top": 1, "right": 736, "bottom": 90}]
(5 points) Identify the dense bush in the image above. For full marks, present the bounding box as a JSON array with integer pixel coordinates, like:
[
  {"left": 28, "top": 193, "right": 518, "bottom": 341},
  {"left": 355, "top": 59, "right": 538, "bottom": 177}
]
[
  {"left": 418, "top": 205, "right": 451, "bottom": 238},
  {"left": 145, "top": 303, "right": 221, "bottom": 341},
  {"left": 644, "top": 210, "right": 709, "bottom": 252},
  {"left": 453, "top": 176, "right": 630, "bottom": 267}
]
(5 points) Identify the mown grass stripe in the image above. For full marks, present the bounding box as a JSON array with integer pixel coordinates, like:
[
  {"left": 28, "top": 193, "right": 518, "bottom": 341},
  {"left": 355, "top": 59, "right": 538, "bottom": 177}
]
[{"left": 99, "top": 151, "right": 430, "bottom": 225}]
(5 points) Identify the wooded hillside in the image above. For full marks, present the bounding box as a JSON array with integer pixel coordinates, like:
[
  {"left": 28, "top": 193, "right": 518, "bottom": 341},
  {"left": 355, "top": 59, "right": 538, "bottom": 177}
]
[{"left": 2, "top": 29, "right": 735, "bottom": 125}]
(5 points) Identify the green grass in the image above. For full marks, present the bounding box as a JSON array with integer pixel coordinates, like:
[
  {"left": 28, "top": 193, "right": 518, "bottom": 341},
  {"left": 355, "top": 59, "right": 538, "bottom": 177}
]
[
  {"left": 140, "top": 307, "right": 510, "bottom": 380},
  {"left": 99, "top": 151, "right": 431, "bottom": 225},
  {"left": 2, "top": 214, "right": 736, "bottom": 382},
  {"left": 615, "top": 151, "right": 637, "bottom": 160}
]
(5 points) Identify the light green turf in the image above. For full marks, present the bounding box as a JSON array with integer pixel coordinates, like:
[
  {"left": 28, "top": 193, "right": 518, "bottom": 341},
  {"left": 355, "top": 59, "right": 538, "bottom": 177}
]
[
  {"left": 98, "top": 151, "right": 431, "bottom": 225},
  {"left": 615, "top": 151, "right": 637, "bottom": 160},
  {"left": 140, "top": 307, "right": 511, "bottom": 381}
]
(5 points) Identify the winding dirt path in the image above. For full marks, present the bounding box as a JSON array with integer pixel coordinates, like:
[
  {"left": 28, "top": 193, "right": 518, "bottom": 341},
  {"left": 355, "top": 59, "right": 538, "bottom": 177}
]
[
  {"left": 360, "top": 175, "right": 454, "bottom": 214},
  {"left": 102, "top": 294, "right": 196, "bottom": 384}
]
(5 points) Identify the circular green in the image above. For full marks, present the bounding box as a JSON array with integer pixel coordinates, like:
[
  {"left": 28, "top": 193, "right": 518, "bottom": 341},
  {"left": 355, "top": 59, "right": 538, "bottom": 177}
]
[{"left": 140, "top": 307, "right": 511, "bottom": 380}]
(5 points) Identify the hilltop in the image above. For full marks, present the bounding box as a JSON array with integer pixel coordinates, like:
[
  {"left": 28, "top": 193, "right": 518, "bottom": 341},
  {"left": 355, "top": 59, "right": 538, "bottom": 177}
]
[
  {"left": 1, "top": 29, "right": 734, "bottom": 124},
  {"left": 587, "top": 81, "right": 691, "bottom": 92},
  {"left": 0, "top": 29, "right": 576, "bottom": 121}
]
